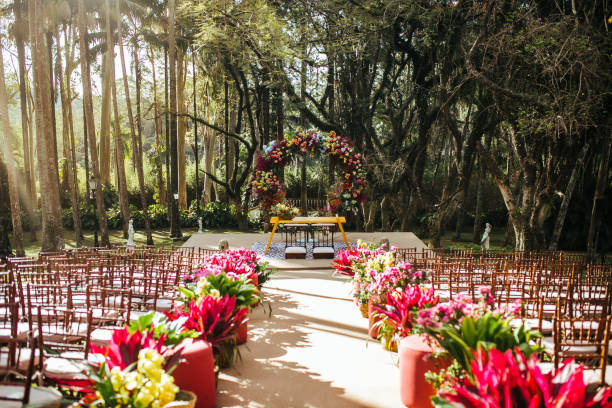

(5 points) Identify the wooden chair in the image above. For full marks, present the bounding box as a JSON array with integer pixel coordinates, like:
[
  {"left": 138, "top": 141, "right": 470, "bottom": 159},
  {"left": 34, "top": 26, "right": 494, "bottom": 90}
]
[
  {"left": 0, "top": 330, "right": 37, "bottom": 406},
  {"left": 553, "top": 313, "right": 611, "bottom": 386}
]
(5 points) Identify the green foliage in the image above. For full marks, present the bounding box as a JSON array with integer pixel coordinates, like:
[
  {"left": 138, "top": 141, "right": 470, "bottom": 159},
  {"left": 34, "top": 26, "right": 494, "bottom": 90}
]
[
  {"left": 127, "top": 312, "right": 199, "bottom": 347},
  {"left": 181, "top": 272, "right": 260, "bottom": 310},
  {"left": 421, "top": 312, "right": 542, "bottom": 378}
]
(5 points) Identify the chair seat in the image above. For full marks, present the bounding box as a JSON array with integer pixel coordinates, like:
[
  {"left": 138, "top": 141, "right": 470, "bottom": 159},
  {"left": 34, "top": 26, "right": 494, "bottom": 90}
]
[
  {"left": 0, "top": 348, "right": 39, "bottom": 373},
  {"left": 43, "top": 356, "right": 89, "bottom": 380},
  {"left": 90, "top": 328, "right": 115, "bottom": 346},
  {"left": 285, "top": 247, "right": 306, "bottom": 259},
  {"left": 0, "top": 323, "right": 31, "bottom": 342},
  {"left": 145, "top": 298, "right": 174, "bottom": 311},
  {"left": 313, "top": 247, "right": 334, "bottom": 259}
]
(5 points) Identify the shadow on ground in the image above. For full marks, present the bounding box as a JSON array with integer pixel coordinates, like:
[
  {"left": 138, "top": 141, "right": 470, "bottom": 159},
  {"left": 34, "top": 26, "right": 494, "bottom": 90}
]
[{"left": 216, "top": 291, "right": 377, "bottom": 408}]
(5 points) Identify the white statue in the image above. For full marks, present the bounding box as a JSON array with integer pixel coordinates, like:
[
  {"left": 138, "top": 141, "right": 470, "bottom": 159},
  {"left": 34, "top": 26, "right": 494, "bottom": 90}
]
[
  {"left": 198, "top": 217, "right": 203, "bottom": 234},
  {"left": 127, "top": 219, "right": 135, "bottom": 246},
  {"left": 480, "top": 223, "right": 492, "bottom": 250}
]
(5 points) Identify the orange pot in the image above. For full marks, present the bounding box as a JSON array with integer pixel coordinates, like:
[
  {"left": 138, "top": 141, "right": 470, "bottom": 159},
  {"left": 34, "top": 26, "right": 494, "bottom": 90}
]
[
  {"left": 398, "top": 335, "right": 448, "bottom": 408},
  {"left": 172, "top": 339, "right": 216, "bottom": 408}
]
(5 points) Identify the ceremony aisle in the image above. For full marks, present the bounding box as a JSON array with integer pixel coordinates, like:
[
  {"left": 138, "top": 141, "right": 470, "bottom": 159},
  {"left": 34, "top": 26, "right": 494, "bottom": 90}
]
[{"left": 217, "top": 269, "right": 403, "bottom": 407}]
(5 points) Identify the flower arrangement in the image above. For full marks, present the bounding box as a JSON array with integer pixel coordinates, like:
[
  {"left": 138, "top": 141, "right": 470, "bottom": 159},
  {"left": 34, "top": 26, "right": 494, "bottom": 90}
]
[
  {"left": 179, "top": 272, "right": 260, "bottom": 310},
  {"left": 365, "top": 262, "right": 427, "bottom": 303},
  {"left": 414, "top": 288, "right": 541, "bottom": 388},
  {"left": 433, "top": 347, "right": 612, "bottom": 408},
  {"left": 270, "top": 202, "right": 300, "bottom": 220},
  {"left": 191, "top": 248, "right": 270, "bottom": 288},
  {"left": 84, "top": 349, "right": 179, "bottom": 408},
  {"left": 251, "top": 130, "right": 367, "bottom": 213},
  {"left": 372, "top": 285, "right": 439, "bottom": 351},
  {"left": 165, "top": 295, "right": 248, "bottom": 366},
  {"left": 250, "top": 170, "right": 285, "bottom": 210},
  {"left": 73, "top": 326, "right": 184, "bottom": 408}
]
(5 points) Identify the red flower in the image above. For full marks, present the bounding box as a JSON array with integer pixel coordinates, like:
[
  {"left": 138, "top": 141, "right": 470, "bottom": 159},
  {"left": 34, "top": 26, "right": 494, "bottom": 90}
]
[
  {"left": 166, "top": 296, "right": 248, "bottom": 354},
  {"left": 438, "top": 347, "right": 612, "bottom": 408},
  {"left": 90, "top": 327, "right": 166, "bottom": 370}
]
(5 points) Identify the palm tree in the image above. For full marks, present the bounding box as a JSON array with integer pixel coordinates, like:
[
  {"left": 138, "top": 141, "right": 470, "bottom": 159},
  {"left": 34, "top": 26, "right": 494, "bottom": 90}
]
[
  {"left": 105, "top": 0, "right": 130, "bottom": 239},
  {"left": 116, "top": 0, "right": 153, "bottom": 245},
  {"left": 77, "top": 0, "right": 110, "bottom": 247}
]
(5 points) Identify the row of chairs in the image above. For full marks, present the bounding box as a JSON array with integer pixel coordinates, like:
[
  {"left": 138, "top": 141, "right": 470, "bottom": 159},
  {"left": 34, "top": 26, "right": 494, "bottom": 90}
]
[
  {"left": 392, "top": 247, "right": 611, "bottom": 384},
  {"left": 0, "top": 245, "right": 220, "bottom": 398}
]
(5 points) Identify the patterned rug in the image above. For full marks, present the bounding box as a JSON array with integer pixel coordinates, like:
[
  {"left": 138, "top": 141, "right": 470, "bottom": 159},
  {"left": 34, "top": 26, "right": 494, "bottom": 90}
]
[{"left": 251, "top": 242, "right": 354, "bottom": 260}]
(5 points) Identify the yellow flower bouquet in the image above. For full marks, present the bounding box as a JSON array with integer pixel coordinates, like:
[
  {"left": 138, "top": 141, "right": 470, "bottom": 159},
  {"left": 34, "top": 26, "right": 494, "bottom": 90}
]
[{"left": 81, "top": 349, "right": 180, "bottom": 408}]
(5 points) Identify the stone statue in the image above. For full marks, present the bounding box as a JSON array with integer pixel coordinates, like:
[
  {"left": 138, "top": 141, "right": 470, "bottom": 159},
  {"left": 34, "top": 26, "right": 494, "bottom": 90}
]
[
  {"left": 127, "top": 219, "right": 135, "bottom": 246},
  {"left": 198, "top": 217, "right": 203, "bottom": 234},
  {"left": 218, "top": 240, "right": 229, "bottom": 252},
  {"left": 480, "top": 223, "right": 492, "bottom": 250}
]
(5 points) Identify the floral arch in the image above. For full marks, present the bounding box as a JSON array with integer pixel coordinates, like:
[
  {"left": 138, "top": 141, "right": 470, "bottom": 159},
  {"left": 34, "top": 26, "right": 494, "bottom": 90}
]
[{"left": 250, "top": 130, "right": 368, "bottom": 214}]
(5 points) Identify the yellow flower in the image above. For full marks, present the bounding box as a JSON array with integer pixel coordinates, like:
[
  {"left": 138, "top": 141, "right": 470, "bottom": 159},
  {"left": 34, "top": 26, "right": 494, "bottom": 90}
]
[
  {"left": 109, "top": 367, "right": 123, "bottom": 392},
  {"left": 209, "top": 289, "right": 221, "bottom": 298},
  {"left": 124, "top": 371, "right": 143, "bottom": 392}
]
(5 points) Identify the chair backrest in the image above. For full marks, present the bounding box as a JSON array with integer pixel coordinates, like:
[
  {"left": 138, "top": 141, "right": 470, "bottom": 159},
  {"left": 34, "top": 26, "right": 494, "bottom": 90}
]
[
  {"left": 553, "top": 313, "right": 611, "bottom": 385},
  {"left": 0, "top": 330, "right": 36, "bottom": 405}
]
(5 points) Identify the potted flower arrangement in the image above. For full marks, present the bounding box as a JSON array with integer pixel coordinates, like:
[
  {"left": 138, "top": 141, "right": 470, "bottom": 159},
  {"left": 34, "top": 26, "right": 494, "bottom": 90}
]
[
  {"left": 371, "top": 285, "right": 438, "bottom": 351},
  {"left": 250, "top": 170, "right": 285, "bottom": 210},
  {"left": 73, "top": 327, "right": 193, "bottom": 408},
  {"left": 270, "top": 202, "right": 300, "bottom": 220},
  {"left": 413, "top": 287, "right": 542, "bottom": 389},
  {"left": 165, "top": 295, "right": 248, "bottom": 368},
  {"left": 433, "top": 347, "right": 612, "bottom": 408}
]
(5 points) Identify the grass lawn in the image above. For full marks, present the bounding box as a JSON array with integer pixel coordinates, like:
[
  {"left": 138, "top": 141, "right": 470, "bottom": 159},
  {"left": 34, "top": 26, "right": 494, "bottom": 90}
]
[{"left": 12, "top": 227, "right": 246, "bottom": 258}]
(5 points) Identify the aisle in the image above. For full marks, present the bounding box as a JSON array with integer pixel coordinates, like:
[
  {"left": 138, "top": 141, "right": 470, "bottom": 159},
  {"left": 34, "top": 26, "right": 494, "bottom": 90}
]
[{"left": 216, "top": 269, "right": 403, "bottom": 408}]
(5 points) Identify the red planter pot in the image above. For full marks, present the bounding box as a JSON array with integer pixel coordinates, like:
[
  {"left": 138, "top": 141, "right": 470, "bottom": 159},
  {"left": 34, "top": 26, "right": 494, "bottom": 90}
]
[
  {"left": 235, "top": 321, "right": 248, "bottom": 345},
  {"left": 368, "top": 300, "right": 382, "bottom": 339},
  {"left": 398, "top": 335, "right": 448, "bottom": 408},
  {"left": 172, "top": 338, "right": 216, "bottom": 408}
]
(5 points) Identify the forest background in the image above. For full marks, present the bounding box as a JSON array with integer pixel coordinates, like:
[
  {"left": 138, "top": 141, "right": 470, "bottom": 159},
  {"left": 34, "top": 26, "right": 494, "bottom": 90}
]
[{"left": 0, "top": 0, "right": 610, "bottom": 259}]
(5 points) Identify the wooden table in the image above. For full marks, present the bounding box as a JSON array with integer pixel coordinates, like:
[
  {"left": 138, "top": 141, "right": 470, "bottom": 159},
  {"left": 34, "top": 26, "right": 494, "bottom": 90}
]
[{"left": 264, "top": 216, "right": 349, "bottom": 255}]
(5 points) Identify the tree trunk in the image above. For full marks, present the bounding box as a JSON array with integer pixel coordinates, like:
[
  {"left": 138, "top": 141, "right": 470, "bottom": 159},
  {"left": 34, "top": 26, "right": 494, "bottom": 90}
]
[
  {"left": 0, "top": 40, "right": 26, "bottom": 256},
  {"left": 30, "top": 0, "right": 65, "bottom": 251},
  {"left": 46, "top": 31, "right": 61, "bottom": 197},
  {"left": 132, "top": 37, "right": 154, "bottom": 244},
  {"left": 168, "top": 0, "right": 181, "bottom": 238},
  {"left": 56, "top": 28, "right": 82, "bottom": 247},
  {"left": 77, "top": 0, "right": 110, "bottom": 247},
  {"left": 15, "top": 0, "right": 37, "bottom": 241},
  {"left": 99, "top": 48, "right": 112, "bottom": 184},
  {"left": 587, "top": 137, "right": 611, "bottom": 261},
  {"left": 177, "top": 48, "right": 187, "bottom": 210},
  {"left": 106, "top": 0, "right": 130, "bottom": 239},
  {"left": 64, "top": 24, "right": 83, "bottom": 243},
  {"left": 149, "top": 48, "right": 166, "bottom": 206},
  {"left": 0, "top": 162, "right": 12, "bottom": 258},
  {"left": 549, "top": 143, "right": 590, "bottom": 250}
]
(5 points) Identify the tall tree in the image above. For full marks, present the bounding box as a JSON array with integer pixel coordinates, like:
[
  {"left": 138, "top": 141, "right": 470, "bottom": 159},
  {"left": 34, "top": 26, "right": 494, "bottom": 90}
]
[
  {"left": 168, "top": 0, "right": 181, "bottom": 238},
  {"left": 56, "top": 24, "right": 82, "bottom": 247},
  {"left": 0, "top": 37, "right": 26, "bottom": 256},
  {"left": 77, "top": 0, "right": 110, "bottom": 247},
  {"left": 149, "top": 47, "right": 166, "bottom": 206},
  {"left": 13, "top": 0, "right": 37, "bottom": 241},
  {"left": 116, "top": 1, "right": 153, "bottom": 244},
  {"left": 30, "top": 0, "right": 64, "bottom": 251},
  {"left": 106, "top": 0, "right": 130, "bottom": 238}
]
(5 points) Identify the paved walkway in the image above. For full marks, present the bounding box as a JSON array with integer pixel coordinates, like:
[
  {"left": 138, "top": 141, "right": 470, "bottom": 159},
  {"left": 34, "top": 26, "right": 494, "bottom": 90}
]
[{"left": 216, "top": 269, "right": 404, "bottom": 407}]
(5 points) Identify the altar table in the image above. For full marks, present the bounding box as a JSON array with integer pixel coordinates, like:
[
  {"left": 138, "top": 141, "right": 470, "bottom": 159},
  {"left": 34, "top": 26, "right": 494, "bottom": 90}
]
[{"left": 264, "top": 216, "right": 349, "bottom": 255}]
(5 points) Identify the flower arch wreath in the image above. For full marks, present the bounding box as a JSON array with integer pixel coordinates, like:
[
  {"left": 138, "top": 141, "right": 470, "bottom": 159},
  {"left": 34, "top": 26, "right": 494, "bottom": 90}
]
[{"left": 250, "top": 130, "right": 368, "bottom": 214}]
